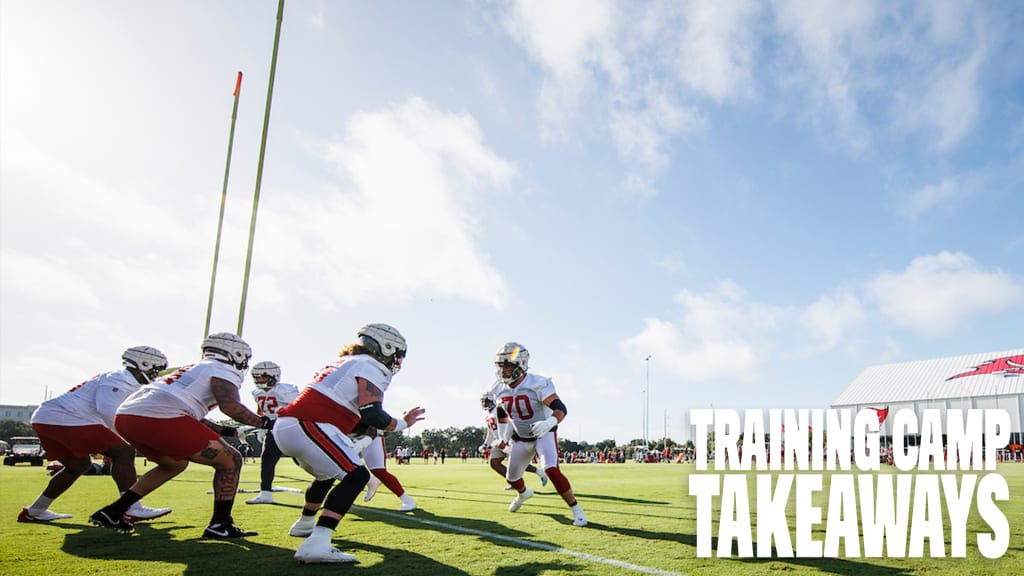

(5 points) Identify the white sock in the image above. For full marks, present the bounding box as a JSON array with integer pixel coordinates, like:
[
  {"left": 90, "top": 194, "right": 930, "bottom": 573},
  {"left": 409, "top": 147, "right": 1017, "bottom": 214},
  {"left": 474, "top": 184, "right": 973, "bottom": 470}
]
[
  {"left": 29, "top": 495, "right": 54, "bottom": 512},
  {"left": 261, "top": 490, "right": 273, "bottom": 498},
  {"left": 571, "top": 503, "right": 585, "bottom": 517},
  {"left": 308, "top": 525, "right": 334, "bottom": 543}
]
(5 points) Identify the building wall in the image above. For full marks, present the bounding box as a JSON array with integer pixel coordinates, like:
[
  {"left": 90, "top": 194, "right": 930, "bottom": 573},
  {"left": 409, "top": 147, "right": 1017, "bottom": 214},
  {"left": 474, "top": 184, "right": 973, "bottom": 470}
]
[{"left": 0, "top": 405, "right": 38, "bottom": 423}]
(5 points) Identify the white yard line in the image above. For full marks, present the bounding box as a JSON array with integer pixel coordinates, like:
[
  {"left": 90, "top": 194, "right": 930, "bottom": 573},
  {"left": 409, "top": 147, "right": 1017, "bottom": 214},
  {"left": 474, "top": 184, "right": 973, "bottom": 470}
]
[{"left": 359, "top": 507, "right": 688, "bottom": 576}]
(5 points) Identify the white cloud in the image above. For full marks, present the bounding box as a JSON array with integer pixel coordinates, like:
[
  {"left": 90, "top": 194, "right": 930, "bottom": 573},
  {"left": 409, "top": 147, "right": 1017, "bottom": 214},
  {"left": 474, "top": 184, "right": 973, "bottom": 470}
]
[
  {"left": 869, "top": 251, "right": 1023, "bottom": 336},
  {"left": 621, "top": 280, "right": 870, "bottom": 382},
  {"left": 620, "top": 281, "right": 787, "bottom": 382},
  {"left": 674, "top": 0, "right": 760, "bottom": 101},
  {"left": 803, "top": 292, "right": 866, "bottom": 351},
  {"left": 258, "top": 97, "right": 514, "bottom": 309},
  {"left": 901, "top": 178, "right": 958, "bottom": 219}
]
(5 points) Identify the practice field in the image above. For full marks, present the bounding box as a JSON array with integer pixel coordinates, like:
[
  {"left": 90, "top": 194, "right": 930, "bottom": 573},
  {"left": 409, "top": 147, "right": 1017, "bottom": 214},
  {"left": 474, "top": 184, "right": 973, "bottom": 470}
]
[{"left": 1, "top": 459, "right": 1021, "bottom": 575}]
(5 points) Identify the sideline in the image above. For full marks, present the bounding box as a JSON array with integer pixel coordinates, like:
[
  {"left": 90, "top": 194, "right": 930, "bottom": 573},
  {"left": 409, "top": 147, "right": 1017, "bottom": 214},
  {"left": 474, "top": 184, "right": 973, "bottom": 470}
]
[{"left": 359, "top": 506, "right": 689, "bottom": 576}]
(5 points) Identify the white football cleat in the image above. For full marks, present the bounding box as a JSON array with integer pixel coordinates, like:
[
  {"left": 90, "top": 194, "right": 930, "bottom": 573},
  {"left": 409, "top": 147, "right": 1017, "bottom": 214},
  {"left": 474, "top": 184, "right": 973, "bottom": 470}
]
[
  {"left": 124, "top": 502, "right": 172, "bottom": 523},
  {"left": 363, "top": 476, "right": 382, "bottom": 502},
  {"left": 18, "top": 508, "right": 72, "bottom": 523},
  {"left": 536, "top": 470, "right": 549, "bottom": 487},
  {"left": 573, "top": 516, "right": 588, "bottom": 527},
  {"left": 508, "top": 488, "right": 534, "bottom": 512},
  {"left": 289, "top": 516, "right": 316, "bottom": 537},
  {"left": 398, "top": 494, "right": 417, "bottom": 512},
  {"left": 246, "top": 491, "right": 274, "bottom": 505},
  {"left": 294, "top": 539, "right": 357, "bottom": 564}
]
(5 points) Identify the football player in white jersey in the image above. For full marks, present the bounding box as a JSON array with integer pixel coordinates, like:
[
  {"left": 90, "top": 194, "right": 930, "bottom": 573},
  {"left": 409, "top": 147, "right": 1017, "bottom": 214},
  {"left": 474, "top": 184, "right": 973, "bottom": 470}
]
[
  {"left": 274, "top": 323, "right": 425, "bottom": 564},
  {"left": 492, "top": 342, "right": 587, "bottom": 527},
  {"left": 89, "top": 333, "right": 273, "bottom": 538},
  {"left": 480, "top": 393, "right": 547, "bottom": 489},
  {"left": 245, "top": 361, "right": 300, "bottom": 505},
  {"left": 19, "top": 346, "right": 173, "bottom": 524}
]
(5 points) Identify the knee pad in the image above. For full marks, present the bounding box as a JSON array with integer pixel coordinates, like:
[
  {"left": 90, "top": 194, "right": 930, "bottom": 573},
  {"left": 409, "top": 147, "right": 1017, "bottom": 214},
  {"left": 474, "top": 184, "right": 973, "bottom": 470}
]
[
  {"left": 305, "top": 478, "right": 335, "bottom": 504},
  {"left": 323, "top": 466, "right": 370, "bottom": 514}
]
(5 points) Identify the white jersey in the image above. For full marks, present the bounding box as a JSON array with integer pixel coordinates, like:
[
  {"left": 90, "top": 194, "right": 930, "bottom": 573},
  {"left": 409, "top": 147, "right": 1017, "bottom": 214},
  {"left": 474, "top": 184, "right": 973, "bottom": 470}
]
[
  {"left": 252, "top": 383, "right": 300, "bottom": 420},
  {"left": 117, "top": 359, "right": 245, "bottom": 420},
  {"left": 31, "top": 369, "right": 143, "bottom": 430},
  {"left": 277, "top": 354, "right": 391, "bottom": 435},
  {"left": 305, "top": 355, "right": 391, "bottom": 415},
  {"left": 483, "top": 413, "right": 500, "bottom": 446},
  {"left": 493, "top": 373, "right": 557, "bottom": 439}
]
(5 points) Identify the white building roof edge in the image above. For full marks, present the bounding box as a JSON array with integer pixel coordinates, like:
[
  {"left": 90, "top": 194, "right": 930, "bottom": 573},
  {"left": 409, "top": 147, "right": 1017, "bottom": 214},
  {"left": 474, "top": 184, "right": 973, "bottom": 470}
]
[{"left": 831, "top": 348, "right": 1024, "bottom": 406}]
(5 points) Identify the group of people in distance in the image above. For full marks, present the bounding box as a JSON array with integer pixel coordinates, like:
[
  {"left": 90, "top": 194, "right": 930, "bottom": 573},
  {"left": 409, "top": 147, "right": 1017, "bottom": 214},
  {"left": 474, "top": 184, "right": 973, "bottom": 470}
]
[{"left": 17, "top": 324, "right": 585, "bottom": 564}]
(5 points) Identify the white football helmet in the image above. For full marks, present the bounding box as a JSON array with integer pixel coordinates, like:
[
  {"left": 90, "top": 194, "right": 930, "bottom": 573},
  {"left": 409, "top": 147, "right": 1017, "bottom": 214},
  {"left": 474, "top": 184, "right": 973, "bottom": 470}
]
[
  {"left": 357, "top": 323, "right": 407, "bottom": 375},
  {"left": 122, "top": 346, "right": 169, "bottom": 382},
  {"left": 251, "top": 360, "right": 281, "bottom": 390},
  {"left": 495, "top": 342, "right": 529, "bottom": 385},
  {"left": 201, "top": 332, "right": 252, "bottom": 370}
]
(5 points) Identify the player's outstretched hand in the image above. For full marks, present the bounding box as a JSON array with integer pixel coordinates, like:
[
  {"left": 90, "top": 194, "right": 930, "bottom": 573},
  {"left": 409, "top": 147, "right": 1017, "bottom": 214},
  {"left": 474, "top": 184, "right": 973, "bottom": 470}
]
[{"left": 402, "top": 406, "right": 426, "bottom": 429}]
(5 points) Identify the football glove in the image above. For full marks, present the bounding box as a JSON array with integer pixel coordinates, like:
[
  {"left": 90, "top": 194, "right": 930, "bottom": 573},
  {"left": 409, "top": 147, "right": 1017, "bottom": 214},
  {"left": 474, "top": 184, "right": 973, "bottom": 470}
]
[
  {"left": 260, "top": 416, "right": 275, "bottom": 430},
  {"left": 530, "top": 416, "right": 558, "bottom": 438},
  {"left": 352, "top": 435, "right": 375, "bottom": 454}
]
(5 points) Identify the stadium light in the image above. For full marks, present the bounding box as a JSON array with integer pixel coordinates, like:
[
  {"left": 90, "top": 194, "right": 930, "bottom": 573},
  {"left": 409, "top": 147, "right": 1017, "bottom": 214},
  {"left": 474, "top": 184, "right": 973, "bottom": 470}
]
[{"left": 645, "top": 355, "right": 652, "bottom": 447}]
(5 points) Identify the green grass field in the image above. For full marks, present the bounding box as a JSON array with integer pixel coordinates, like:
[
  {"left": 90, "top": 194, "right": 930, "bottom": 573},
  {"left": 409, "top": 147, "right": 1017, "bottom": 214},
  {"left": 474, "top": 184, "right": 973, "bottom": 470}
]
[{"left": 1, "top": 459, "right": 1021, "bottom": 575}]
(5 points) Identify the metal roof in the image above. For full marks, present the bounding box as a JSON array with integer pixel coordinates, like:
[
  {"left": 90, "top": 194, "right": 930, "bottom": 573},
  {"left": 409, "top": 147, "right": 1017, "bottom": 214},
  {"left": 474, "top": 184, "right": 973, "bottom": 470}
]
[{"left": 831, "top": 348, "right": 1024, "bottom": 406}]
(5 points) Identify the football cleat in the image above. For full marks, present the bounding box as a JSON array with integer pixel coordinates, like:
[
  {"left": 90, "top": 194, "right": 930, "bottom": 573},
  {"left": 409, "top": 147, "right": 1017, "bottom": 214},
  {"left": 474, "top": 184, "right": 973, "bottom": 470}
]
[
  {"left": 246, "top": 491, "right": 275, "bottom": 504},
  {"left": 363, "top": 476, "right": 382, "bottom": 502},
  {"left": 289, "top": 516, "right": 316, "bottom": 537},
  {"left": 89, "top": 509, "right": 134, "bottom": 533},
  {"left": 124, "top": 502, "right": 172, "bottom": 523},
  {"left": 294, "top": 539, "right": 357, "bottom": 564},
  {"left": 398, "top": 494, "right": 417, "bottom": 512},
  {"left": 202, "top": 520, "right": 257, "bottom": 539},
  {"left": 508, "top": 488, "right": 533, "bottom": 512},
  {"left": 18, "top": 508, "right": 72, "bottom": 523},
  {"left": 573, "top": 516, "right": 588, "bottom": 527}
]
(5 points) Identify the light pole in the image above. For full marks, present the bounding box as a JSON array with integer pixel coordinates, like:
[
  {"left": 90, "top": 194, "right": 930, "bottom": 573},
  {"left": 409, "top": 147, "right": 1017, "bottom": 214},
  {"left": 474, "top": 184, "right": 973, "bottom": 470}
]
[{"left": 645, "top": 355, "right": 652, "bottom": 446}]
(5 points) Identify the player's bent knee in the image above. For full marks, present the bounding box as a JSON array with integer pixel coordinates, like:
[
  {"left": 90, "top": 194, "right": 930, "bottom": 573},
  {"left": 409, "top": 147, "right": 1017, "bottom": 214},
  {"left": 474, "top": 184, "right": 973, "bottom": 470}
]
[{"left": 545, "top": 467, "right": 572, "bottom": 493}]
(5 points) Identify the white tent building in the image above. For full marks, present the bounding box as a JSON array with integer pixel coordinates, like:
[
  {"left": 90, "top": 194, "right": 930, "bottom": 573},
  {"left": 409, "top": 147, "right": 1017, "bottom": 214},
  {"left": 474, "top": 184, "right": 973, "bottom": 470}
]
[{"left": 831, "top": 348, "right": 1024, "bottom": 445}]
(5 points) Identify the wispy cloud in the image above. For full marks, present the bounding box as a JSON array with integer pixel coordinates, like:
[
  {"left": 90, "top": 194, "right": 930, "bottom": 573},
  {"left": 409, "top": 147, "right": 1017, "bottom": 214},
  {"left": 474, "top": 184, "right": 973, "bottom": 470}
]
[
  {"left": 869, "top": 251, "right": 1023, "bottom": 337},
  {"left": 258, "top": 97, "right": 515, "bottom": 309},
  {"left": 900, "top": 178, "right": 958, "bottom": 219}
]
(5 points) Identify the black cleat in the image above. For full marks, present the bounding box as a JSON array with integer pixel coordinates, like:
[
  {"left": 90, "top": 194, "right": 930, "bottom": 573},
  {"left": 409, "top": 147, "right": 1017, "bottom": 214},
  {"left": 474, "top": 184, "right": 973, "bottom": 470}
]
[
  {"left": 202, "top": 520, "right": 258, "bottom": 539},
  {"left": 89, "top": 509, "right": 134, "bottom": 533}
]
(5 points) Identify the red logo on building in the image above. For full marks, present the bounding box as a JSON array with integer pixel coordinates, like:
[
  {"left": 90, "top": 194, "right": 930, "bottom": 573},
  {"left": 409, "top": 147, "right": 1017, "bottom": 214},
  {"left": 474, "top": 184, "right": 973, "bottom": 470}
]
[{"left": 946, "top": 355, "right": 1024, "bottom": 381}]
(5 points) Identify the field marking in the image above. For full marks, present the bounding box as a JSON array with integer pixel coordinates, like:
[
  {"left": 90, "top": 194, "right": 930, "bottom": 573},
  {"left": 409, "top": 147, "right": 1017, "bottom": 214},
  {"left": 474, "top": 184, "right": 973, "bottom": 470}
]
[{"left": 359, "top": 507, "right": 688, "bottom": 576}]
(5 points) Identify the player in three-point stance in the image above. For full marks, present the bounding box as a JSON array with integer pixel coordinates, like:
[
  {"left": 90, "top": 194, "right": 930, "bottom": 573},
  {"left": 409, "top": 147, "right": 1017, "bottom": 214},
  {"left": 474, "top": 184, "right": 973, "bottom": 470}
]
[
  {"left": 245, "top": 361, "right": 300, "bottom": 505},
  {"left": 274, "top": 323, "right": 425, "bottom": 564},
  {"left": 493, "top": 342, "right": 587, "bottom": 527},
  {"left": 89, "top": 333, "right": 272, "bottom": 538},
  {"left": 19, "top": 346, "right": 173, "bottom": 525}
]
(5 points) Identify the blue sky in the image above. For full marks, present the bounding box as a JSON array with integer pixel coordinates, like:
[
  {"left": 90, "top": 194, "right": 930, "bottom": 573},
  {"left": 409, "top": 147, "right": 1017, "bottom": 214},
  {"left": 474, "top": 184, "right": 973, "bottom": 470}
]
[{"left": 2, "top": 1, "right": 1022, "bottom": 444}]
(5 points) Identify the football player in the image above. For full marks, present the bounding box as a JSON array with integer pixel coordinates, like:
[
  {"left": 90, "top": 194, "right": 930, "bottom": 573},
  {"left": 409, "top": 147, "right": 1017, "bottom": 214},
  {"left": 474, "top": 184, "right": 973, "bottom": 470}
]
[
  {"left": 358, "top": 431, "right": 417, "bottom": 511},
  {"left": 492, "top": 342, "right": 587, "bottom": 527},
  {"left": 480, "top": 393, "right": 547, "bottom": 489},
  {"left": 19, "top": 346, "right": 173, "bottom": 524},
  {"left": 274, "top": 323, "right": 425, "bottom": 564},
  {"left": 89, "top": 333, "right": 272, "bottom": 538},
  {"left": 245, "top": 361, "right": 300, "bottom": 505}
]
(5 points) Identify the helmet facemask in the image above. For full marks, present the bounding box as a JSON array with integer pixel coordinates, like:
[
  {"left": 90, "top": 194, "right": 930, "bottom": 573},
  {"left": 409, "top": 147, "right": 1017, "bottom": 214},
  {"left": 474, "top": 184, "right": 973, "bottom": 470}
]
[
  {"left": 357, "top": 323, "right": 407, "bottom": 375},
  {"left": 494, "top": 342, "right": 529, "bottom": 386},
  {"left": 122, "top": 346, "right": 169, "bottom": 383},
  {"left": 480, "top": 394, "right": 496, "bottom": 412},
  {"left": 201, "top": 333, "right": 252, "bottom": 371},
  {"left": 252, "top": 361, "right": 281, "bottom": 390}
]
